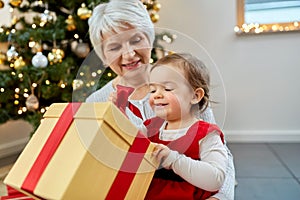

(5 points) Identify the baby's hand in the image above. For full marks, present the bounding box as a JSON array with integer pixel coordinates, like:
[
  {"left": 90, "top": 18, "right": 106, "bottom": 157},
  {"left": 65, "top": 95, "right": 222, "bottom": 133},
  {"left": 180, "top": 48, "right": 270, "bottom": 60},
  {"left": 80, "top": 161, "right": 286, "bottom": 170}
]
[{"left": 152, "top": 143, "right": 171, "bottom": 164}]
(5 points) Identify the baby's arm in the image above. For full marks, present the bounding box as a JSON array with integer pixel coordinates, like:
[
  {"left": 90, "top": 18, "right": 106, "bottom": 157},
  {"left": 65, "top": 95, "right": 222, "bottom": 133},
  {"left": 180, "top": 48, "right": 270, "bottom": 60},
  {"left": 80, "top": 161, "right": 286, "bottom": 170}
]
[{"left": 154, "top": 131, "right": 227, "bottom": 192}]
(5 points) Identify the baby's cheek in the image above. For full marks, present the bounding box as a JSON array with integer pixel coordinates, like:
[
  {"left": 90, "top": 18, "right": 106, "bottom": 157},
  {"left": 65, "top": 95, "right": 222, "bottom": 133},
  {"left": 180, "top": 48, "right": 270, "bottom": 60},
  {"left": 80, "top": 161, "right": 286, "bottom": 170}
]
[
  {"left": 148, "top": 97, "right": 155, "bottom": 108},
  {"left": 169, "top": 95, "right": 181, "bottom": 108}
]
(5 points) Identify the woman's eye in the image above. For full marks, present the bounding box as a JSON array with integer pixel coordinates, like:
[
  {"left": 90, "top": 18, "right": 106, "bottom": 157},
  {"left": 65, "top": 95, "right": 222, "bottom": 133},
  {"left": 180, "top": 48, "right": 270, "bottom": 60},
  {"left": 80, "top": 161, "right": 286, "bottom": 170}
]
[
  {"left": 130, "top": 36, "right": 142, "bottom": 44},
  {"left": 109, "top": 46, "right": 121, "bottom": 51}
]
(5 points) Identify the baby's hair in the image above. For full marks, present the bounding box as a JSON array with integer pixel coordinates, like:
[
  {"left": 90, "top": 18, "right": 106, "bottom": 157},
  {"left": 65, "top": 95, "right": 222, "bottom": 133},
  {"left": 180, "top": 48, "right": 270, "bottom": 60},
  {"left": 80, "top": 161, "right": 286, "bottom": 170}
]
[
  {"left": 151, "top": 53, "right": 210, "bottom": 113},
  {"left": 88, "top": 0, "right": 155, "bottom": 62}
]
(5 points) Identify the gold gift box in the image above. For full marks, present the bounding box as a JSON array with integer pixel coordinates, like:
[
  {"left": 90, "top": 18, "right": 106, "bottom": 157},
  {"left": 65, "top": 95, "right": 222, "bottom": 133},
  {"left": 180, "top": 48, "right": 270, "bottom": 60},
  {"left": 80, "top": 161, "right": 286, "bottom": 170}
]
[{"left": 4, "top": 102, "right": 158, "bottom": 200}]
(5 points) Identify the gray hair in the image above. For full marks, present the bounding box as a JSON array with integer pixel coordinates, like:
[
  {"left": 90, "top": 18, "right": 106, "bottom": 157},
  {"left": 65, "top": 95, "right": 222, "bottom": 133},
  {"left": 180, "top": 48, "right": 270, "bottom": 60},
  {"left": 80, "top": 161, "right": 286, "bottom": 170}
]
[{"left": 88, "top": 0, "right": 155, "bottom": 62}]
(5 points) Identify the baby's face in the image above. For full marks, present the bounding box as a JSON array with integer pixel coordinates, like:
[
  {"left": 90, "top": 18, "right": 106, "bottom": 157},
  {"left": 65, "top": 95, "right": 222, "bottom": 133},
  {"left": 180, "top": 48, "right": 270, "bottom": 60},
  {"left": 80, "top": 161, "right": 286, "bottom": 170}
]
[{"left": 149, "top": 65, "right": 194, "bottom": 121}]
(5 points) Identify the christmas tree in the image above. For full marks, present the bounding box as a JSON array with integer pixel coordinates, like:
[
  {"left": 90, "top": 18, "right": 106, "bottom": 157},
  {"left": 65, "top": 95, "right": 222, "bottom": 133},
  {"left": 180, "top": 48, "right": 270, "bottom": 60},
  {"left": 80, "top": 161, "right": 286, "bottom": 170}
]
[{"left": 0, "top": 0, "right": 174, "bottom": 133}]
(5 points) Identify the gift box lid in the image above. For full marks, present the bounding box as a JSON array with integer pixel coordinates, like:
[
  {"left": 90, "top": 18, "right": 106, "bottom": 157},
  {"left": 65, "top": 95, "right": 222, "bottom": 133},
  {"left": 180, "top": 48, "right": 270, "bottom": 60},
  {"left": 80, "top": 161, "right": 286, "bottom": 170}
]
[{"left": 43, "top": 102, "right": 158, "bottom": 168}]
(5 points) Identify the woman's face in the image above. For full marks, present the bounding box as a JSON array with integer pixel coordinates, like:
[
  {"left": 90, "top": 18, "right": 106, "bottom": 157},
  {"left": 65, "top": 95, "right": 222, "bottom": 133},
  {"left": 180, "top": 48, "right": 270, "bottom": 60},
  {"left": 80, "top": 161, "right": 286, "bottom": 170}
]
[{"left": 102, "top": 28, "right": 152, "bottom": 77}]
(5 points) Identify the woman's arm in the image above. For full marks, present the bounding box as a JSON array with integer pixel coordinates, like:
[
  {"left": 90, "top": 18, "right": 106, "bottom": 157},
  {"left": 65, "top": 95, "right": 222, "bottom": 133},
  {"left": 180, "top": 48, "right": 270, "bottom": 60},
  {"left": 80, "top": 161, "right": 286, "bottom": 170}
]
[
  {"left": 85, "top": 80, "right": 115, "bottom": 102},
  {"left": 198, "top": 105, "right": 216, "bottom": 124},
  {"left": 197, "top": 107, "right": 236, "bottom": 200},
  {"left": 208, "top": 145, "right": 235, "bottom": 200}
]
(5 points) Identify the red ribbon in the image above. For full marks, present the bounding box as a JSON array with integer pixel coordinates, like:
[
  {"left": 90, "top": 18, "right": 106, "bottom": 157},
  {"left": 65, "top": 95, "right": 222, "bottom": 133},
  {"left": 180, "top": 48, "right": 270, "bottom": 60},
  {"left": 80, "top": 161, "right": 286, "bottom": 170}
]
[
  {"left": 116, "top": 84, "right": 143, "bottom": 120},
  {"left": 21, "top": 103, "right": 81, "bottom": 194},
  {"left": 105, "top": 131, "right": 151, "bottom": 199},
  {"left": 128, "top": 102, "right": 143, "bottom": 120},
  {"left": 116, "top": 84, "right": 134, "bottom": 114},
  {"left": 0, "top": 186, "right": 34, "bottom": 200}
]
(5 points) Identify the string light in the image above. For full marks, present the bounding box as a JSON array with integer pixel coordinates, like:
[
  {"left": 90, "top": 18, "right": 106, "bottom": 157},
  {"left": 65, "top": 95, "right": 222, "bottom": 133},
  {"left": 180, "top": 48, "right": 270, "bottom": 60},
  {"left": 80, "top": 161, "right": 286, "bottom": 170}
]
[
  {"left": 235, "top": 21, "right": 300, "bottom": 35},
  {"left": 91, "top": 72, "right": 97, "bottom": 77},
  {"left": 41, "top": 108, "right": 46, "bottom": 113},
  {"left": 28, "top": 41, "right": 36, "bottom": 48},
  {"left": 60, "top": 83, "right": 66, "bottom": 88}
]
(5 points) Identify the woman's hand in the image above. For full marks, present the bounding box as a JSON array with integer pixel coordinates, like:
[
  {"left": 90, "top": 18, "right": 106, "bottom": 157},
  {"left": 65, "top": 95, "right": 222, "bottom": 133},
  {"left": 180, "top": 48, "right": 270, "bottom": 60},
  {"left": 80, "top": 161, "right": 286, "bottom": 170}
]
[
  {"left": 108, "top": 91, "right": 117, "bottom": 104},
  {"left": 152, "top": 143, "right": 171, "bottom": 164}
]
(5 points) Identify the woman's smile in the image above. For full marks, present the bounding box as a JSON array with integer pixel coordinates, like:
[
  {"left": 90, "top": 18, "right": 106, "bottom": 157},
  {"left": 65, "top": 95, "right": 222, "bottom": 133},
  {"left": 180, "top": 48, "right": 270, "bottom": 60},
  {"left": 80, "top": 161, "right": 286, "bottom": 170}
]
[{"left": 122, "top": 60, "right": 141, "bottom": 70}]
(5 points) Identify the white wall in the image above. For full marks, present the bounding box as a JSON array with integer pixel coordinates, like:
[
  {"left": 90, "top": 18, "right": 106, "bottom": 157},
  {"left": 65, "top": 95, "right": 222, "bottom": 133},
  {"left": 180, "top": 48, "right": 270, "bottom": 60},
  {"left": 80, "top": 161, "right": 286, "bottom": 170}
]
[
  {"left": 0, "top": 0, "right": 299, "bottom": 147},
  {"left": 0, "top": 0, "right": 11, "bottom": 26},
  {"left": 156, "top": 0, "right": 300, "bottom": 142}
]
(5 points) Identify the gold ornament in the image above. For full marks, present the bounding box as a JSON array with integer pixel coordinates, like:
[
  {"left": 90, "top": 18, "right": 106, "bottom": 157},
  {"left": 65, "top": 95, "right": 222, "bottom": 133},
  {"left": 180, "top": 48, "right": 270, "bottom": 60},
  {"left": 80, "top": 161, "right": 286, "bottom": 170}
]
[
  {"left": 150, "top": 12, "right": 159, "bottom": 23},
  {"left": 77, "top": 3, "right": 92, "bottom": 20},
  {"left": 0, "top": 0, "right": 5, "bottom": 9},
  {"left": 47, "top": 48, "right": 65, "bottom": 65},
  {"left": 73, "top": 42, "right": 90, "bottom": 58},
  {"left": 152, "top": 2, "right": 161, "bottom": 11},
  {"left": 9, "top": 0, "right": 22, "bottom": 7},
  {"left": 66, "top": 15, "right": 76, "bottom": 31},
  {"left": 26, "top": 94, "right": 39, "bottom": 111},
  {"left": 15, "top": 21, "right": 24, "bottom": 30},
  {"left": 30, "top": 42, "right": 42, "bottom": 54},
  {"left": 14, "top": 56, "right": 26, "bottom": 69},
  {"left": 0, "top": 52, "right": 6, "bottom": 65}
]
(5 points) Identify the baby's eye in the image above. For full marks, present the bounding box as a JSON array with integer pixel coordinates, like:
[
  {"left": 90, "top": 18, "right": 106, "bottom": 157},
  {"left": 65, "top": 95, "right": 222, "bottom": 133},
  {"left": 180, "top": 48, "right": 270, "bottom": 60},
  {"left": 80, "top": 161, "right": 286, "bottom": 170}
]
[
  {"left": 149, "top": 89, "right": 156, "bottom": 93},
  {"left": 165, "top": 88, "right": 173, "bottom": 91}
]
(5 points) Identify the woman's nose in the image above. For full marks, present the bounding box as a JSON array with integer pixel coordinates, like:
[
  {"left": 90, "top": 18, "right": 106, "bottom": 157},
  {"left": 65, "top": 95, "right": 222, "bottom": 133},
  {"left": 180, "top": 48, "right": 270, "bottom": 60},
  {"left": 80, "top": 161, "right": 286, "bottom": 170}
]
[{"left": 122, "top": 45, "right": 136, "bottom": 59}]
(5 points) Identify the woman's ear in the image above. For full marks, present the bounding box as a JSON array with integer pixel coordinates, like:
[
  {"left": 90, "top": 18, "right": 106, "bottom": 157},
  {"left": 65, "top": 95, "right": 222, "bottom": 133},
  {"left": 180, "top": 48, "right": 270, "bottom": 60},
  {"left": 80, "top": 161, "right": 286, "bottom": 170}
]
[{"left": 191, "top": 88, "right": 204, "bottom": 104}]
